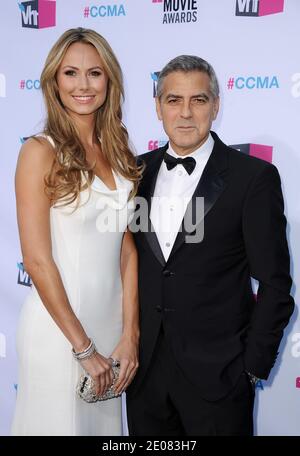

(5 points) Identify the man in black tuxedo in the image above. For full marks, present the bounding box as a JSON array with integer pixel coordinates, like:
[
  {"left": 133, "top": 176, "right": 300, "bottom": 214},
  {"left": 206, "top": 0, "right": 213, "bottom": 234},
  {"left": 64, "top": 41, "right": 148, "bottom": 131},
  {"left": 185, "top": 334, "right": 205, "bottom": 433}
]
[{"left": 126, "top": 55, "right": 294, "bottom": 435}]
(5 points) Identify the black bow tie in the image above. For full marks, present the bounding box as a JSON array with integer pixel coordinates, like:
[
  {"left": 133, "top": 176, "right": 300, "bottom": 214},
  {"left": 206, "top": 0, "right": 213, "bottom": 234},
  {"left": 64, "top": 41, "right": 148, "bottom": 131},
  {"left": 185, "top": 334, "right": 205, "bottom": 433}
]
[{"left": 164, "top": 152, "right": 196, "bottom": 175}]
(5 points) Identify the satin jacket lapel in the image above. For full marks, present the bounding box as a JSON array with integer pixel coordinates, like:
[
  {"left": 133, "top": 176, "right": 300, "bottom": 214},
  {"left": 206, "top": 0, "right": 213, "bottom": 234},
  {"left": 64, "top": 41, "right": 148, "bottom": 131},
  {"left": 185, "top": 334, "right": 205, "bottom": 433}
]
[
  {"left": 138, "top": 146, "right": 167, "bottom": 267},
  {"left": 169, "top": 133, "right": 229, "bottom": 261}
]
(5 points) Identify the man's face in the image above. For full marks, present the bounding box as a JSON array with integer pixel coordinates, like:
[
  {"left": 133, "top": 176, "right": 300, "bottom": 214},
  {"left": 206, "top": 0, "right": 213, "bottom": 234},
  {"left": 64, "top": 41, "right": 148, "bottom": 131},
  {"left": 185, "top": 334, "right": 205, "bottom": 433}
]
[{"left": 156, "top": 70, "right": 219, "bottom": 156}]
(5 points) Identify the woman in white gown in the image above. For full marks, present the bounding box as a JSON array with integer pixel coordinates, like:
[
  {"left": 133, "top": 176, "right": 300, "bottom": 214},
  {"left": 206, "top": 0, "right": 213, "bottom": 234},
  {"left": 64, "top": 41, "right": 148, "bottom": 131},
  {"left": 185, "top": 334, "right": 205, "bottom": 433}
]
[{"left": 11, "top": 28, "right": 141, "bottom": 436}]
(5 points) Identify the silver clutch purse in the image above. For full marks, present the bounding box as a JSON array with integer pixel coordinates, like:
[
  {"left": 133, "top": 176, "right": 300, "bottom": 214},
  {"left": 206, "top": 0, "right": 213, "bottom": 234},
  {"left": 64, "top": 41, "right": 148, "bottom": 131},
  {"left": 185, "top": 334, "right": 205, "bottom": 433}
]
[{"left": 76, "top": 360, "right": 121, "bottom": 402}]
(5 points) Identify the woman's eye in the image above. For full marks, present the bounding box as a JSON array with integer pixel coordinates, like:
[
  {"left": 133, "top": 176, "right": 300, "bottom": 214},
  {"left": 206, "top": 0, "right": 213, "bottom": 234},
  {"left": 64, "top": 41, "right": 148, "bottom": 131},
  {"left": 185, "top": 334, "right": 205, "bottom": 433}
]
[
  {"left": 90, "top": 71, "right": 102, "bottom": 77},
  {"left": 64, "top": 70, "right": 76, "bottom": 76}
]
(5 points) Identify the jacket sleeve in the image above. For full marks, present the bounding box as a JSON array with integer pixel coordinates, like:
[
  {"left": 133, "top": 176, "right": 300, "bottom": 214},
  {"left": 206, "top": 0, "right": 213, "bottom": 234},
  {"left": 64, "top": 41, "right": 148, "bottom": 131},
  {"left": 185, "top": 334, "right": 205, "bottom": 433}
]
[{"left": 242, "top": 163, "right": 294, "bottom": 379}]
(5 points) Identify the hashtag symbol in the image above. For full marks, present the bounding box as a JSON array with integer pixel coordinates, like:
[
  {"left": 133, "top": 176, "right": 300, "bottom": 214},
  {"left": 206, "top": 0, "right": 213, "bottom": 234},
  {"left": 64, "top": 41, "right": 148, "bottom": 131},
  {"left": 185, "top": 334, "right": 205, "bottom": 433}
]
[
  {"left": 83, "top": 6, "right": 89, "bottom": 17},
  {"left": 20, "top": 80, "right": 25, "bottom": 90},
  {"left": 227, "top": 77, "right": 234, "bottom": 90}
]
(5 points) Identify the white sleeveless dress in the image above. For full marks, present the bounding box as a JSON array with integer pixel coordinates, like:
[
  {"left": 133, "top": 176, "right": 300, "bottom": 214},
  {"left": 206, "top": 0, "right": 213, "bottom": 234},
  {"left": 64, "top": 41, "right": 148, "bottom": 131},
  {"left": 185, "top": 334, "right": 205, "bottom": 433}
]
[{"left": 11, "top": 140, "right": 134, "bottom": 435}]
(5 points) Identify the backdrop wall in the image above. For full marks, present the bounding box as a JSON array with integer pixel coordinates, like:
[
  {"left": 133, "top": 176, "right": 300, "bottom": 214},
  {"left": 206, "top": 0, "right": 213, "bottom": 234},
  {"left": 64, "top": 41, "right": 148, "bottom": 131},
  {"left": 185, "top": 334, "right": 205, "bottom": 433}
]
[{"left": 0, "top": 0, "right": 299, "bottom": 436}]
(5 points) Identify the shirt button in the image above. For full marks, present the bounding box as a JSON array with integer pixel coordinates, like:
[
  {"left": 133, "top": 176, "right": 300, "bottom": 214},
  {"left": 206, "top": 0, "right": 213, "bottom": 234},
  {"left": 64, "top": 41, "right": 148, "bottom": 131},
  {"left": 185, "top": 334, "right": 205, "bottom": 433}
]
[
  {"left": 166, "top": 242, "right": 171, "bottom": 247},
  {"left": 178, "top": 170, "right": 183, "bottom": 176}
]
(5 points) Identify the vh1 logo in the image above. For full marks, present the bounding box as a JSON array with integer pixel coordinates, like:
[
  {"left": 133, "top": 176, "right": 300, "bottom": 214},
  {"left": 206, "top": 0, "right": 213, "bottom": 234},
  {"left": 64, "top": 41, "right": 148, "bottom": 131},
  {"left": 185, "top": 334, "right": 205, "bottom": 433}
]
[
  {"left": 151, "top": 72, "right": 161, "bottom": 97},
  {"left": 18, "top": 1, "right": 56, "bottom": 29},
  {"left": 236, "top": 0, "right": 284, "bottom": 17},
  {"left": 230, "top": 143, "right": 273, "bottom": 163},
  {"left": 17, "top": 262, "right": 32, "bottom": 287}
]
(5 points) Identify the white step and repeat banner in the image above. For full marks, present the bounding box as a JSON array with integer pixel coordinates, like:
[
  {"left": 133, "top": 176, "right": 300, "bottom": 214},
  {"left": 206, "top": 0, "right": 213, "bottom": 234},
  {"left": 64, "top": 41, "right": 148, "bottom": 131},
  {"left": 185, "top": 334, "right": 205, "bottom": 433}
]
[{"left": 0, "top": 0, "right": 299, "bottom": 436}]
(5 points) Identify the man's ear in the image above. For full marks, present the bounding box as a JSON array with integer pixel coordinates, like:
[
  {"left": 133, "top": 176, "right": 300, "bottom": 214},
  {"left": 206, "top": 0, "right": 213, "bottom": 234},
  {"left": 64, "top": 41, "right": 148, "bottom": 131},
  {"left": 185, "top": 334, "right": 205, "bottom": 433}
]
[
  {"left": 155, "top": 97, "right": 162, "bottom": 121},
  {"left": 213, "top": 96, "right": 220, "bottom": 120}
]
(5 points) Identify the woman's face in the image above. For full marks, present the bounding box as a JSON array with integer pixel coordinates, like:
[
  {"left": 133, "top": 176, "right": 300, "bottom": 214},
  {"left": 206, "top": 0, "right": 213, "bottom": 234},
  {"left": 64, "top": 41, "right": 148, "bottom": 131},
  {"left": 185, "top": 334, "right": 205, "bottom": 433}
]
[{"left": 56, "top": 41, "right": 108, "bottom": 118}]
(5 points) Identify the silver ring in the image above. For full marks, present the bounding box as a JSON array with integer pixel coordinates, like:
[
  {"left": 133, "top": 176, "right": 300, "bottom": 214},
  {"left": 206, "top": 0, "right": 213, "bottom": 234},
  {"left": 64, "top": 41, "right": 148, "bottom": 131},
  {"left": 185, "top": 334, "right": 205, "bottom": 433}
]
[{"left": 109, "top": 357, "right": 120, "bottom": 367}]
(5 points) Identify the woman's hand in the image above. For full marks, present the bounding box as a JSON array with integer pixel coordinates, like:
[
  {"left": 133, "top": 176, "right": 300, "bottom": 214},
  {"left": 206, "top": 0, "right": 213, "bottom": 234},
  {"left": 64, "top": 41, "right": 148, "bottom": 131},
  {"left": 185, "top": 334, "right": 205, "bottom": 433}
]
[
  {"left": 79, "top": 352, "right": 114, "bottom": 397},
  {"left": 109, "top": 333, "right": 139, "bottom": 395}
]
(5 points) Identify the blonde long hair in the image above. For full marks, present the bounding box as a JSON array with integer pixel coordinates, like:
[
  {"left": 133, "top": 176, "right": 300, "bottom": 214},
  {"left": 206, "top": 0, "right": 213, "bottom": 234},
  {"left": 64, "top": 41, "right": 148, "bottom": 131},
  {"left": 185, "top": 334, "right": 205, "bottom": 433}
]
[{"left": 40, "top": 27, "right": 142, "bottom": 205}]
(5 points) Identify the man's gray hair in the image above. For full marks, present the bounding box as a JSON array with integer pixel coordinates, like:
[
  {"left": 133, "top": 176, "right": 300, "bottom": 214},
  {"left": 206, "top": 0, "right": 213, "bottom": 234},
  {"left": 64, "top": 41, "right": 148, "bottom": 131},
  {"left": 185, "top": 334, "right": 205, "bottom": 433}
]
[{"left": 156, "top": 55, "right": 219, "bottom": 99}]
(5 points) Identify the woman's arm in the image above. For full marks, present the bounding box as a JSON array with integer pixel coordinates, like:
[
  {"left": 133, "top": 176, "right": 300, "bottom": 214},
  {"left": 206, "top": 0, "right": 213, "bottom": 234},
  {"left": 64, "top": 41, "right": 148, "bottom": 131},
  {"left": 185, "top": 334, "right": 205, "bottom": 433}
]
[
  {"left": 111, "top": 229, "right": 139, "bottom": 394},
  {"left": 121, "top": 230, "right": 140, "bottom": 341},
  {"left": 15, "top": 138, "right": 113, "bottom": 395}
]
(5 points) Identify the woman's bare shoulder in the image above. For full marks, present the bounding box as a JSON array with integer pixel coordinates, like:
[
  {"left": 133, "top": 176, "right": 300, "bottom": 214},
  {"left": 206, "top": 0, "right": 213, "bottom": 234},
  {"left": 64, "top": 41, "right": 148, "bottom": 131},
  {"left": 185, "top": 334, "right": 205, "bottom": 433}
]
[{"left": 17, "top": 136, "right": 56, "bottom": 171}]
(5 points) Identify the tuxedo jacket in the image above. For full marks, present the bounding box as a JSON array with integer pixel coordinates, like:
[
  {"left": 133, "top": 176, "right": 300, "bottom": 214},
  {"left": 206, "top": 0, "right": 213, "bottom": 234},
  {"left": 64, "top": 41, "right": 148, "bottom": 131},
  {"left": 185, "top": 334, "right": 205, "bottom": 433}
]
[{"left": 128, "top": 131, "right": 294, "bottom": 401}]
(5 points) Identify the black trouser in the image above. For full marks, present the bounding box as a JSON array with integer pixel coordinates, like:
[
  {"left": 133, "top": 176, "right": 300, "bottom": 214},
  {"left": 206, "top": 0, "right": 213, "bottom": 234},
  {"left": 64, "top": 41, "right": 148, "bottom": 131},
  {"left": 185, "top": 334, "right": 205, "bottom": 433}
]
[{"left": 127, "top": 328, "right": 254, "bottom": 436}]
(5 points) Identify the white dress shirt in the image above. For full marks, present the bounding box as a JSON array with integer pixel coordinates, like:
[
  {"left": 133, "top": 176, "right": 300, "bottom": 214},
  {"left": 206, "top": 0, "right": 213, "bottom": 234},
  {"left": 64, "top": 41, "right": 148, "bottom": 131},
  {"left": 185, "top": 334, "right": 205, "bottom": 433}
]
[{"left": 150, "top": 133, "right": 214, "bottom": 261}]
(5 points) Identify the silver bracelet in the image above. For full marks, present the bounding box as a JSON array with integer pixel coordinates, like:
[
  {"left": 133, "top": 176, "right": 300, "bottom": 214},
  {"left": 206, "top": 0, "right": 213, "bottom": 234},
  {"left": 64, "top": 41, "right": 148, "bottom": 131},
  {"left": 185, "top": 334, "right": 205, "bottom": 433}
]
[{"left": 72, "top": 339, "right": 96, "bottom": 361}]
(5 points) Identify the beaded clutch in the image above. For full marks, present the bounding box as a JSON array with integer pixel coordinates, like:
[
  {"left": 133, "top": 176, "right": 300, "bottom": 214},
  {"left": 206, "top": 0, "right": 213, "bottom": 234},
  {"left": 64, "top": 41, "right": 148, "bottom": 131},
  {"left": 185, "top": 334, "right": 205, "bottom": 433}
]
[{"left": 76, "top": 360, "right": 121, "bottom": 402}]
